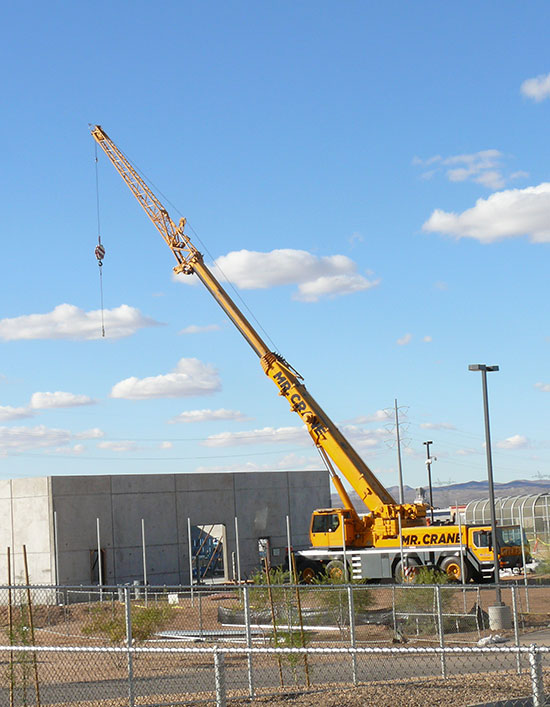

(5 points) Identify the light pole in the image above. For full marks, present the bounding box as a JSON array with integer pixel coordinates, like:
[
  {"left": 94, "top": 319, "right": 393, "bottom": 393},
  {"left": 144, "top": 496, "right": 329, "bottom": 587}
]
[
  {"left": 394, "top": 399, "right": 405, "bottom": 504},
  {"left": 468, "top": 364, "right": 501, "bottom": 604},
  {"left": 423, "top": 441, "right": 435, "bottom": 523}
]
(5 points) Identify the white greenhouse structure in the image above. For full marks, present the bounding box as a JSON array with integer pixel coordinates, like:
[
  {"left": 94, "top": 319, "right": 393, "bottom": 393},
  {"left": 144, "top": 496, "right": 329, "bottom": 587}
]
[{"left": 465, "top": 493, "right": 550, "bottom": 547}]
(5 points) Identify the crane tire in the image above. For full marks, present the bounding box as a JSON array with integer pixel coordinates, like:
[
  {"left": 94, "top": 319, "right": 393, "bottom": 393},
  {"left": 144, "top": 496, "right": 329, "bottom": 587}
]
[
  {"left": 325, "top": 560, "right": 347, "bottom": 583},
  {"left": 439, "top": 556, "right": 471, "bottom": 583},
  {"left": 299, "top": 561, "right": 321, "bottom": 584},
  {"left": 393, "top": 558, "right": 421, "bottom": 583}
]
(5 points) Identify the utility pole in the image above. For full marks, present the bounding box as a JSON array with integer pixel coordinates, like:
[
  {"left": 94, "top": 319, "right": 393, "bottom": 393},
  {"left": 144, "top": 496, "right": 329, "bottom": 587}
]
[
  {"left": 423, "top": 441, "right": 435, "bottom": 523},
  {"left": 395, "top": 399, "right": 405, "bottom": 504}
]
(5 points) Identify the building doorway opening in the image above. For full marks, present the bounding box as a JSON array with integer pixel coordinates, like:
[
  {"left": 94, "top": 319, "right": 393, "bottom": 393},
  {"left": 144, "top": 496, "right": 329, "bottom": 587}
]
[{"left": 191, "top": 524, "right": 227, "bottom": 582}]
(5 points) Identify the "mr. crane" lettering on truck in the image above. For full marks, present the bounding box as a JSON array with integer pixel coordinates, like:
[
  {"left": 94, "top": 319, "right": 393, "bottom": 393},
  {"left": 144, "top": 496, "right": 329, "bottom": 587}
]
[{"left": 402, "top": 532, "right": 461, "bottom": 546}]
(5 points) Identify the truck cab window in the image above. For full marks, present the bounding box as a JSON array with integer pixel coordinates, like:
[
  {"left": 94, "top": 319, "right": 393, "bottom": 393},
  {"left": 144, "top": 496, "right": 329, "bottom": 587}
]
[
  {"left": 312, "top": 514, "right": 340, "bottom": 533},
  {"left": 473, "top": 531, "right": 491, "bottom": 548}
]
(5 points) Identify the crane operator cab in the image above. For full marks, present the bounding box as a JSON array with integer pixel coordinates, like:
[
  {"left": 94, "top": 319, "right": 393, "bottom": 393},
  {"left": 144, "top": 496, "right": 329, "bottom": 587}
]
[{"left": 310, "top": 508, "right": 361, "bottom": 549}]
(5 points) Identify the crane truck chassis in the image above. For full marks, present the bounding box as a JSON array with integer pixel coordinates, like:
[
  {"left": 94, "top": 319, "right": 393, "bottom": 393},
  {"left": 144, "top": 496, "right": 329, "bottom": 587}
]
[
  {"left": 293, "top": 508, "right": 527, "bottom": 583},
  {"left": 91, "top": 125, "right": 527, "bottom": 585}
]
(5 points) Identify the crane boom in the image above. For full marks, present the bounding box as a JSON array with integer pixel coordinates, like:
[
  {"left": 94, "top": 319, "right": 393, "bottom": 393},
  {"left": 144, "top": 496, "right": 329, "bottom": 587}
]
[{"left": 91, "top": 125, "right": 426, "bottom": 537}]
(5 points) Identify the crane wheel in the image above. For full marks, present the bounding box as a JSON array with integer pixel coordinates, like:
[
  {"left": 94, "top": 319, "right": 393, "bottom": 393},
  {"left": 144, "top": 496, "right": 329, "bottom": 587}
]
[
  {"left": 325, "top": 560, "right": 347, "bottom": 583},
  {"left": 299, "top": 562, "right": 321, "bottom": 584},
  {"left": 439, "top": 556, "right": 470, "bottom": 583},
  {"left": 393, "top": 559, "right": 421, "bottom": 583}
]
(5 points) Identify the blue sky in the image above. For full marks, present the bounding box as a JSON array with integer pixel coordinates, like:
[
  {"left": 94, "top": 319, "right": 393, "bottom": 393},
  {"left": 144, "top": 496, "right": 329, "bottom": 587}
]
[{"left": 1, "top": 2, "right": 550, "bottom": 492}]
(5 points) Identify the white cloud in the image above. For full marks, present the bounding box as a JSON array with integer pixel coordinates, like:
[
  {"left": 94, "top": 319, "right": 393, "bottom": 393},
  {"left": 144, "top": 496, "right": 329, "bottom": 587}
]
[
  {"left": 195, "top": 452, "right": 320, "bottom": 474},
  {"left": 272, "top": 452, "right": 320, "bottom": 470},
  {"left": 474, "top": 170, "right": 505, "bottom": 190},
  {"left": 423, "top": 336, "right": 432, "bottom": 343},
  {"left": 0, "top": 405, "right": 34, "bottom": 421},
  {"left": 423, "top": 183, "right": 550, "bottom": 243},
  {"left": 340, "top": 425, "right": 387, "bottom": 450},
  {"left": 110, "top": 358, "right": 221, "bottom": 400},
  {"left": 397, "top": 333, "right": 412, "bottom": 346},
  {"left": 510, "top": 171, "right": 530, "bottom": 180},
  {"left": 456, "top": 448, "right": 477, "bottom": 456},
  {"left": 169, "top": 408, "right": 248, "bottom": 424},
  {"left": 521, "top": 73, "right": 550, "bottom": 102},
  {"left": 159, "top": 441, "right": 173, "bottom": 449},
  {"left": 203, "top": 425, "right": 310, "bottom": 448},
  {"left": 50, "top": 444, "right": 85, "bottom": 456},
  {"left": 420, "top": 422, "right": 456, "bottom": 430},
  {"left": 30, "top": 391, "right": 95, "bottom": 410},
  {"left": 444, "top": 150, "right": 505, "bottom": 189},
  {"left": 201, "top": 422, "right": 387, "bottom": 450},
  {"left": 0, "top": 425, "right": 103, "bottom": 453},
  {"left": 414, "top": 150, "right": 525, "bottom": 190},
  {"left": 180, "top": 249, "right": 379, "bottom": 302},
  {"left": 497, "top": 434, "right": 529, "bottom": 450},
  {"left": 179, "top": 324, "right": 221, "bottom": 335},
  {"left": 348, "top": 410, "right": 391, "bottom": 425},
  {"left": 97, "top": 440, "right": 140, "bottom": 452},
  {"left": 0, "top": 304, "right": 161, "bottom": 341},
  {"left": 535, "top": 382, "right": 550, "bottom": 392},
  {"left": 74, "top": 428, "right": 104, "bottom": 439},
  {"left": 0, "top": 391, "right": 95, "bottom": 420},
  {"left": 295, "top": 273, "right": 379, "bottom": 302}
]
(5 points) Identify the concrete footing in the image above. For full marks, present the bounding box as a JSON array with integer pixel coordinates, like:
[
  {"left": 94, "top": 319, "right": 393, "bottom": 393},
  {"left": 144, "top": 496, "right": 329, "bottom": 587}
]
[{"left": 488, "top": 603, "right": 512, "bottom": 630}]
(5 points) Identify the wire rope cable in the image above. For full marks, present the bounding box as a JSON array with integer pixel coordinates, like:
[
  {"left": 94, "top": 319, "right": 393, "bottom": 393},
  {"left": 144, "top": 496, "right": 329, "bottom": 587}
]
[
  {"left": 94, "top": 142, "right": 106, "bottom": 337},
  {"left": 111, "top": 141, "right": 282, "bottom": 356}
]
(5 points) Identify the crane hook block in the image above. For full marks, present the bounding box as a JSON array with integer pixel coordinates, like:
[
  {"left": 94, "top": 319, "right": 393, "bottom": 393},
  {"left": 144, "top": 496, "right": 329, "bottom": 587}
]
[{"left": 95, "top": 243, "right": 106, "bottom": 266}]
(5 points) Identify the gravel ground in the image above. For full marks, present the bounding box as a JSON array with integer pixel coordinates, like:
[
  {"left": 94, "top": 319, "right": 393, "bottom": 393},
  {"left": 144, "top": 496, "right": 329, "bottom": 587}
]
[{"left": 226, "top": 671, "right": 538, "bottom": 707}]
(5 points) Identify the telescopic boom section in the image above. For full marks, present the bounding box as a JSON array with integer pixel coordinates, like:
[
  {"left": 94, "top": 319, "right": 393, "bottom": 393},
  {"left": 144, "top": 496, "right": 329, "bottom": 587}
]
[{"left": 91, "top": 125, "right": 424, "bottom": 525}]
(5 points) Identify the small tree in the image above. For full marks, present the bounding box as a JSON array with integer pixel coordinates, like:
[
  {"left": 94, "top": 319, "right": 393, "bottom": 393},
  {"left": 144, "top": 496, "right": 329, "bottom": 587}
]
[
  {"left": 312, "top": 571, "right": 374, "bottom": 638},
  {"left": 395, "top": 566, "right": 453, "bottom": 637},
  {"left": 5, "top": 604, "right": 34, "bottom": 706},
  {"left": 248, "top": 567, "right": 291, "bottom": 611},
  {"left": 83, "top": 601, "right": 174, "bottom": 644}
]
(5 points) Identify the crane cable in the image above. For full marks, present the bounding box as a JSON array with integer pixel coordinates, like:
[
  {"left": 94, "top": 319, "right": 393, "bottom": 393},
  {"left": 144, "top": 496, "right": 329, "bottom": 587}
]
[
  {"left": 123, "top": 153, "right": 283, "bottom": 357},
  {"left": 94, "top": 142, "right": 106, "bottom": 337}
]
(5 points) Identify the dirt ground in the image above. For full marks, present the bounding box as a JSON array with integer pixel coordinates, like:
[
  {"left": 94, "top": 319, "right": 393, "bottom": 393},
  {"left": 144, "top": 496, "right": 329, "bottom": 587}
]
[{"left": 226, "top": 671, "right": 539, "bottom": 707}]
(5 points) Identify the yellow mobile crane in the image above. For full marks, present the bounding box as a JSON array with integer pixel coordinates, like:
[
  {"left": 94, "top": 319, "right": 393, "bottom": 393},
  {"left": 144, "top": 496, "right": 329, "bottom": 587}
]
[{"left": 91, "top": 126, "right": 527, "bottom": 583}]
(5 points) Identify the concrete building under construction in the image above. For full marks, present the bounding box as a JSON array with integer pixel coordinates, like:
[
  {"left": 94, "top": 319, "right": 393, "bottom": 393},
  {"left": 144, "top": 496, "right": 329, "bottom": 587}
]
[{"left": 0, "top": 470, "right": 330, "bottom": 586}]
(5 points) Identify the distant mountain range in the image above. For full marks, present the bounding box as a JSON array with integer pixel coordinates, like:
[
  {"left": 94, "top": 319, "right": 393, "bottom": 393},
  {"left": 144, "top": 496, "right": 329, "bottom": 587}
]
[{"left": 331, "top": 479, "right": 550, "bottom": 510}]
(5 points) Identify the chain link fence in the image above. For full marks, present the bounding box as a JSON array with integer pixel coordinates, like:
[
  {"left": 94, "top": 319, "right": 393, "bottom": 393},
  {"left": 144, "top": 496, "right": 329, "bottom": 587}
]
[
  {"left": 0, "top": 643, "right": 549, "bottom": 706},
  {"left": 2, "top": 582, "right": 550, "bottom": 705}
]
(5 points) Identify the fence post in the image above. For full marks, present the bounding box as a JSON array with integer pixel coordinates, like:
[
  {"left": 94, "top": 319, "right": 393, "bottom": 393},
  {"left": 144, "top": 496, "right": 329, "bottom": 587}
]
[
  {"left": 528, "top": 644, "right": 545, "bottom": 707},
  {"left": 96, "top": 518, "right": 103, "bottom": 602},
  {"left": 243, "top": 585, "right": 255, "bottom": 698},
  {"left": 214, "top": 648, "right": 227, "bottom": 707},
  {"left": 520, "top": 518, "right": 530, "bottom": 613},
  {"left": 511, "top": 585, "right": 521, "bottom": 675},
  {"left": 124, "top": 586, "right": 135, "bottom": 707},
  {"left": 187, "top": 518, "right": 194, "bottom": 607},
  {"left": 347, "top": 585, "right": 357, "bottom": 685},
  {"left": 435, "top": 585, "right": 446, "bottom": 679}
]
